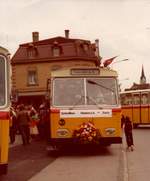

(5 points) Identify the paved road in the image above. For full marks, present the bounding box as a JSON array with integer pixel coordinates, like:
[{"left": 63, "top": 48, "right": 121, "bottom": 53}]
[
  {"left": 1, "top": 138, "right": 56, "bottom": 181},
  {"left": 29, "top": 144, "right": 123, "bottom": 181},
  {"left": 0, "top": 137, "right": 123, "bottom": 181},
  {"left": 1, "top": 128, "right": 149, "bottom": 181}
]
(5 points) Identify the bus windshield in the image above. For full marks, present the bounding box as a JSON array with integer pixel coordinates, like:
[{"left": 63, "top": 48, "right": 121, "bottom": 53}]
[
  {"left": 86, "top": 78, "right": 117, "bottom": 105},
  {"left": 53, "top": 77, "right": 118, "bottom": 107},
  {"left": 0, "top": 56, "right": 6, "bottom": 106}
]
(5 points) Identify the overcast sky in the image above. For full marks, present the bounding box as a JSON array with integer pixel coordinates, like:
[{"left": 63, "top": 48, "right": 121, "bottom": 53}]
[{"left": 1, "top": 0, "right": 150, "bottom": 90}]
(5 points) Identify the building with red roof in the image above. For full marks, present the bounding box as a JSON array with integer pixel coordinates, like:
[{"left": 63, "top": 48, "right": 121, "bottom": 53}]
[{"left": 11, "top": 30, "right": 101, "bottom": 107}]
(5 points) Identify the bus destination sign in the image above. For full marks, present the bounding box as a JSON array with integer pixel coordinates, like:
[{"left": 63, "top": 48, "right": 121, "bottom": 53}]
[{"left": 71, "top": 68, "right": 100, "bottom": 75}]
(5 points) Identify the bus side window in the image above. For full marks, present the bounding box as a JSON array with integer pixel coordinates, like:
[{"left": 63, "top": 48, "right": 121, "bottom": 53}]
[
  {"left": 120, "top": 94, "right": 126, "bottom": 105},
  {"left": 133, "top": 94, "right": 140, "bottom": 105},
  {"left": 0, "top": 57, "right": 6, "bottom": 106},
  {"left": 125, "top": 93, "right": 132, "bottom": 105},
  {"left": 141, "top": 93, "right": 148, "bottom": 105}
]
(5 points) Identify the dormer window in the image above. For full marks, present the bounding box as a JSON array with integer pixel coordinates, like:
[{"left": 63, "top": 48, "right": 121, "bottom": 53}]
[
  {"left": 27, "top": 44, "right": 38, "bottom": 58},
  {"left": 83, "top": 44, "right": 89, "bottom": 52},
  {"left": 28, "top": 50, "right": 35, "bottom": 58},
  {"left": 53, "top": 47, "right": 60, "bottom": 57},
  {"left": 52, "top": 41, "right": 62, "bottom": 57},
  {"left": 78, "top": 41, "right": 90, "bottom": 55}
]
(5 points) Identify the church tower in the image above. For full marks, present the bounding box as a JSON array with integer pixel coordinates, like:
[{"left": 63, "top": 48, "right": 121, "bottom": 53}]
[{"left": 140, "top": 65, "right": 146, "bottom": 84}]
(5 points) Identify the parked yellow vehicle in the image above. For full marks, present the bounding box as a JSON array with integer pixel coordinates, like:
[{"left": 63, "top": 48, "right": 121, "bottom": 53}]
[
  {"left": 120, "top": 89, "right": 150, "bottom": 128},
  {"left": 0, "top": 47, "right": 10, "bottom": 174},
  {"left": 46, "top": 67, "right": 122, "bottom": 150}
]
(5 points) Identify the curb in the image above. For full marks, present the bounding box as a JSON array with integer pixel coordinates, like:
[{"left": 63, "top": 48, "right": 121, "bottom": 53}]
[
  {"left": 123, "top": 148, "right": 128, "bottom": 181},
  {"left": 122, "top": 135, "right": 129, "bottom": 181}
]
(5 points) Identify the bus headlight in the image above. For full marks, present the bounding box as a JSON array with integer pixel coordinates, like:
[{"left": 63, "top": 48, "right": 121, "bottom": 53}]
[
  {"left": 57, "top": 129, "right": 69, "bottom": 137},
  {"left": 105, "top": 128, "right": 116, "bottom": 135}
]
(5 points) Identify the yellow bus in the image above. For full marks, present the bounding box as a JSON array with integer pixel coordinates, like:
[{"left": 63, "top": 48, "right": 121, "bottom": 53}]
[
  {"left": 0, "top": 47, "right": 10, "bottom": 174},
  {"left": 47, "top": 67, "right": 122, "bottom": 150},
  {"left": 120, "top": 89, "right": 150, "bottom": 128}
]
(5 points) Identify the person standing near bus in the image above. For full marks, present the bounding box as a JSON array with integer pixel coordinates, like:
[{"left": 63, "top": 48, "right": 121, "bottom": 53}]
[
  {"left": 17, "top": 104, "right": 31, "bottom": 145},
  {"left": 121, "top": 114, "right": 125, "bottom": 128},
  {"left": 38, "top": 102, "right": 48, "bottom": 140},
  {"left": 124, "top": 116, "right": 134, "bottom": 151},
  {"left": 9, "top": 107, "right": 17, "bottom": 144}
]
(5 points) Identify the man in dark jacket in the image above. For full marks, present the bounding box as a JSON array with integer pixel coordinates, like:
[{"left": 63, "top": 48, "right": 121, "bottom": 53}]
[
  {"left": 124, "top": 116, "right": 134, "bottom": 151},
  {"left": 38, "top": 103, "right": 48, "bottom": 140},
  {"left": 17, "top": 104, "right": 30, "bottom": 145}
]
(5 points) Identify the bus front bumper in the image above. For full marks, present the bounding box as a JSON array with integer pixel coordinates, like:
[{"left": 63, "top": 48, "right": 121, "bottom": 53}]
[{"left": 48, "top": 137, "right": 122, "bottom": 147}]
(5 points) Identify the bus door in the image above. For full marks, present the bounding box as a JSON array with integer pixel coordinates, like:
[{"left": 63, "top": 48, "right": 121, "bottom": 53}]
[
  {"left": 141, "top": 92, "right": 149, "bottom": 124},
  {"left": 132, "top": 93, "right": 140, "bottom": 125}
]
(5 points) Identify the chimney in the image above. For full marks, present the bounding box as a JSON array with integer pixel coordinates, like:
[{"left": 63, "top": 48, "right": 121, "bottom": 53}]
[
  {"left": 32, "top": 32, "right": 39, "bottom": 42},
  {"left": 65, "top": 29, "right": 69, "bottom": 38}
]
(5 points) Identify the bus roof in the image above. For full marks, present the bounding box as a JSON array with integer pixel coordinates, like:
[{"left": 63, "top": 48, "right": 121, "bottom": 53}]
[
  {"left": 51, "top": 67, "right": 118, "bottom": 78},
  {"left": 0, "top": 46, "right": 9, "bottom": 56}
]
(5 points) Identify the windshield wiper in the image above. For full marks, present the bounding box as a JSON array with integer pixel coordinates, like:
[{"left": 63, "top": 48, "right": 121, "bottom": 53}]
[
  {"left": 86, "top": 95, "right": 103, "bottom": 109},
  {"left": 87, "top": 80, "right": 114, "bottom": 93},
  {"left": 69, "top": 95, "right": 102, "bottom": 110},
  {"left": 69, "top": 95, "right": 84, "bottom": 110}
]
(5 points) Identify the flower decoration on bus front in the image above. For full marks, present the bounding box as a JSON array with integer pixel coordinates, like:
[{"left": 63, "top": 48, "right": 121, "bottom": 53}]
[{"left": 73, "top": 121, "right": 100, "bottom": 144}]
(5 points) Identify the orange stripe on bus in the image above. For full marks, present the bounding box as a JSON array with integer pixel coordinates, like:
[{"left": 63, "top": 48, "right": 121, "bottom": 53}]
[
  {"left": 0, "top": 112, "right": 9, "bottom": 119},
  {"left": 50, "top": 109, "right": 60, "bottom": 113},
  {"left": 112, "top": 108, "right": 121, "bottom": 112},
  {"left": 141, "top": 105, "right": 149, "bottom": 108}
]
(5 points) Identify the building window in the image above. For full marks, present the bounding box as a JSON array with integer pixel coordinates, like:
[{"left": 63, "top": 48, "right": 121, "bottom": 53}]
[
  {"left": 83, "top": 44, "right": 89, "bottom": 52},
  {"left": 27, "top": 44, "right": 38, "bottom": 58},
  {"left": 53, "top": 47, "right": 60, "bottom": 57},
  {"left": 28, "top": 50, "right": 35, "bottom": 58},
  {"left": 52, "top": 41, "right": 62, "bottom": 57},
  {"left": 27, "top": 70, "right": 38, "bottom": 86}
]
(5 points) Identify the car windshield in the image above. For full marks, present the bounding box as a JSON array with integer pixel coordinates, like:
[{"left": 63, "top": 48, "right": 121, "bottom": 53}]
[
  {"left": 53, "top": 77, "right": 118, "bottom": 107},
  {"left": 0, "top": 56, "right": 6, "bottom": 106}
]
